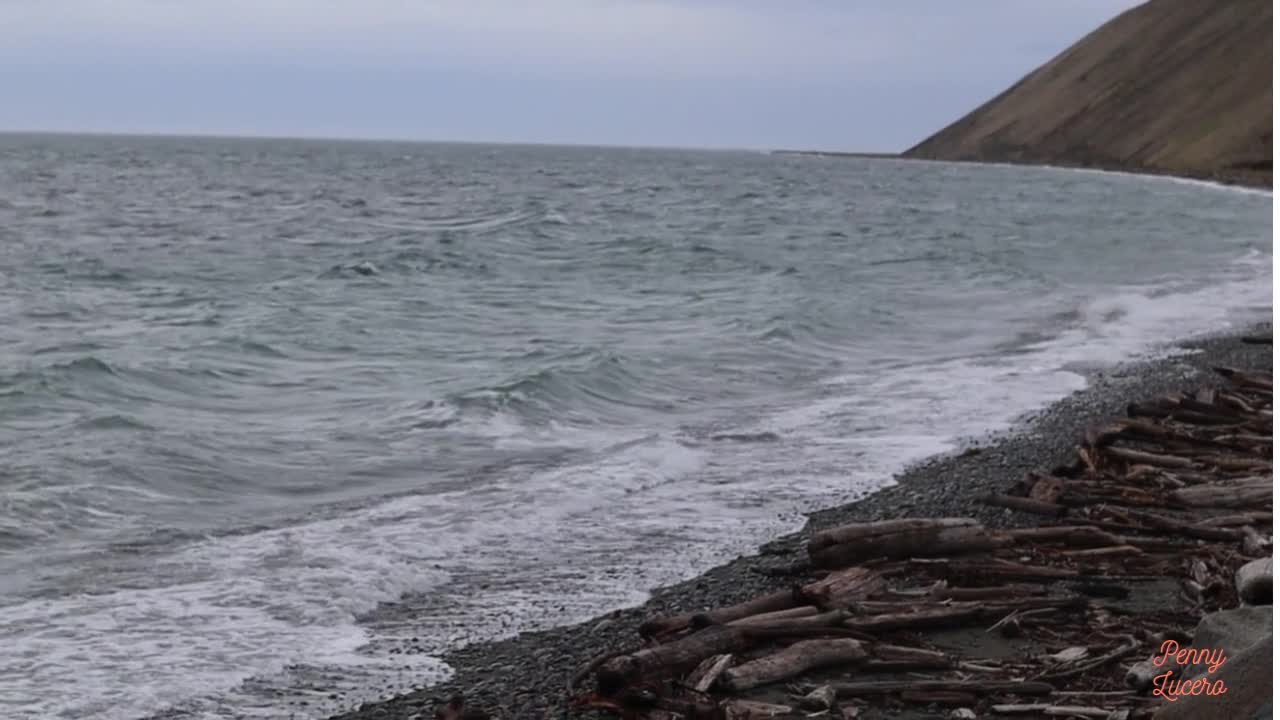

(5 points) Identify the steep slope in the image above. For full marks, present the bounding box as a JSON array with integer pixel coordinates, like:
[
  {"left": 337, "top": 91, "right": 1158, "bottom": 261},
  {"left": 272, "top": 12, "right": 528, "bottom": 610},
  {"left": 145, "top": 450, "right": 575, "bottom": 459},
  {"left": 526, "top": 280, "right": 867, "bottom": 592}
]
[{"left": 905, "top": 0, "right": 1272, "bottom": 186}]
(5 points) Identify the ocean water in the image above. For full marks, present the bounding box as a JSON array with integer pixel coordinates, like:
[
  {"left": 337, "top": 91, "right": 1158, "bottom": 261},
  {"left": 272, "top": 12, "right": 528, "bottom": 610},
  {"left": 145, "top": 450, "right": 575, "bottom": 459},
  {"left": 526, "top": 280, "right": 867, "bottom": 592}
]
[{"left": 0, "top": 134, "right": 1271, "bottom": 720}]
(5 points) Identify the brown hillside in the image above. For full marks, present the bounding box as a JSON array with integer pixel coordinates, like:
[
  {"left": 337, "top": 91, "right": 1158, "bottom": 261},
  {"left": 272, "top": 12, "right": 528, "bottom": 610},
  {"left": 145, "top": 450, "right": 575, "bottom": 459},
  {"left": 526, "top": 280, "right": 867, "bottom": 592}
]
[{"left": 904, "top": 0, "right": 1272, "bottom": 187}]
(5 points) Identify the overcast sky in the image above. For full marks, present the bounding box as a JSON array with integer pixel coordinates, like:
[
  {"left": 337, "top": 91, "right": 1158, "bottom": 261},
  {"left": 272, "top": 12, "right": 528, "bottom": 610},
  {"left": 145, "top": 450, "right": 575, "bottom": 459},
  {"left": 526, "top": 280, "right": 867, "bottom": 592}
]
[{"left": 1, "top": 1, "right": 1145, "bottom": 150}]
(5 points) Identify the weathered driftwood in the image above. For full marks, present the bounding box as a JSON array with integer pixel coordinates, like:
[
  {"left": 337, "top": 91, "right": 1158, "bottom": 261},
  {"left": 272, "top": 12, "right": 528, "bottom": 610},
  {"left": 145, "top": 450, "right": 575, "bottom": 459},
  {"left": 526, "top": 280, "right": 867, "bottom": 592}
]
[
  {"left": 718, "top": 639, "right": 867, "bottom": 692},
  {"left": 1216, "top": 391, "right": 1260, "bottom": 414},
  {"left": 863, "top": 644, "right": 951, "bottom": 671},
  {"left": 830, "top": 680, "right": 1055, "bottom": 697},
  {"left": 928, "top": 583, "right": 1048, "bottom": 601},
  {"left": 1212, "top": 366, "right": 1273, "bottom": 391},
  {"left": 797, "top": 684, "right": 837, "bottom": 711},
  {"left": 639, "top": 589, "right": 800, "bottom": 639},
  {"left": 1099, "top": 507, "right": 1243, "bottom": 542},
  {"left": 719, "top": 700, "right": 794, "bottom": 720},
  {"left": 1203, "top": 457, "right": 1272, "bottom": 474},
  {"left": 1007, "top": 525, "right": 1122, "bottom": 548},
  {"left": 991, "top": 705, "right": 1116, "bottom": 718},
  {"left": 808, "top": 519, "right": 1011, "bottom": 568},
  {"left": 600, "top": 625, "right": 755, "bottom": 692},
  {"left": 686, "top": 653, "right": 733, "bottom": 692},
  {"left": 601, "top": 622, "right": 875, "bottom": 693},
  {"left": 1196, "top": 511, "right": 1272, "bottom": 527},
  {"left": 800, "top": 566, "right": 885, "bottom": 608},
  {"left": 1061, "top": 545, "right": 1144, "bottom": 558},
  {"left": 809, "top": 518, "right": 979, "bottom": 548},
  {"left": 843, "top": 604, "right": 987, "bottom": 633},
  {"left": 1171, "top": 477, "right": 1271, "bottom": 509},
  {"left": 1035, "top": 636, "right": 1140, "bottom": 681},
  {"left": 727, "top": 606, "right": 818, "bottom": 627},
  {"left": 907, "top": 557, "right": 1079, "bottom": 582},
  {"left": 899, "top": 690, "right": 976, "bottom": 705},
  {"left": 1057, "top": 482, "right": 1166, "bottom": 508},
  {"left": 1114, "top": 418, "right": 1233, "bottom": 451},
  {"left": 1102, "top": 446, "right": 1194, "bottom": 469}
]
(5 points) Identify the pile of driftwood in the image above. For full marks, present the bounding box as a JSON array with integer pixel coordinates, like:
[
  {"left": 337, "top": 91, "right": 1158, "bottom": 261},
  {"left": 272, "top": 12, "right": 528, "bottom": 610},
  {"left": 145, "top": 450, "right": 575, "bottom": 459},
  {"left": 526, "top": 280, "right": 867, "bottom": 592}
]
[{"left": 568, "top": 361, "right": 1272, "bottom": 720}]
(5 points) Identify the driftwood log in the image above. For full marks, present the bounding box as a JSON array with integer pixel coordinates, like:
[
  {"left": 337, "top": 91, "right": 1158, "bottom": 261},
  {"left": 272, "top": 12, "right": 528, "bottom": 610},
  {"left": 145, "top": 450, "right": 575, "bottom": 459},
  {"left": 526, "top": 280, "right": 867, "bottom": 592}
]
[
  {"left": 639, "top": 589, "right": 800, "bottom": 639},
  {"left": 807, "top": 518, "right": 1014, "bottom": 568},
  {"left": 829, "top": 680, "right": 1055, "bottom": 697},
  {"left": 717, "top": 639, "right": 867, "bottom": 691}
]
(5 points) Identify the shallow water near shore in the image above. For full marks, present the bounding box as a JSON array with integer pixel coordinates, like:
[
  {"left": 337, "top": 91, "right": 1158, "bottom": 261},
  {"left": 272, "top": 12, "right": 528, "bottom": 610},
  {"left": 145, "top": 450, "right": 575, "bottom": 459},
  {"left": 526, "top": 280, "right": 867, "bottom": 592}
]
[{"left": 0, "top": 135, "right": 1271, "bottom": 720}]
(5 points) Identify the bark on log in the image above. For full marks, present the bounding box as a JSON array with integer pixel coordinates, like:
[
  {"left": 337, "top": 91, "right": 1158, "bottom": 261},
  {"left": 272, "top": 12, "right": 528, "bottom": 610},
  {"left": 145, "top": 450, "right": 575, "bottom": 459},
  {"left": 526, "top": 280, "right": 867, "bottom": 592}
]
[
  {"left": 898, "top": 690, "right": 976, "bottom": 705},
  {"left": 797, "top": 685, "right": 837, "bottom": 711},
  {"left": 1212, "top": 366, "right": 1273, "bottom": 390},
  {"left": 601, "top": 625, "right": 755, "bottom": 693},
  {"left": 1061, "top": 545, "right": 1144, "bottom": 558},
  {"left": 842, "top": 604, "right": 987, "bottom": 633},
  {"left": 1101, "top": 446, "right": 1194, "bottom": 469},
  {"left": 907, "top": 557, "right": 1079, "bottom": 582},
  {"left": 727, "top": 607, "right": 818, "bottom": 627},
  {"left": 863, "top": 644, "right": 952, "bottom": 671},
  {"left": 929, "top": 584, "right": 1049, "bottom": 601},
  {"left": 1216, "top": 392, "right": 1259, "bottom": 415},
  {"left": 1171, "top": 478, "right": 1272, "bottom": 509},
  {"left": 1007, "top": 525, "right": 1123, "bottom": 548},
  {"left": 1202, "top": 456, "right": 1271, "bottom": 473},
  {"left": 991, "top": 705, "right": 1115, "bottom": 718},
  {"left": 687, "top": 654, "right": 733, "bottom": 693},
  {"left": 800, "top": 566, "right": 885, "bottom": 608},
  {"left": 808, "top": 519, "right": 1010, "bottom": 568},
  {"left": 1096, "top": 507, "right": 1244, "bottom": 542},
  {"left": 719, "top": 700, "right": 795, "bottom": 720},
  {"left": 809, "top": 518, "right": 979, "bottom": 549},
  {"left": 1035, "top": 636, "right": 1140, "bottom": 681},
  {"left": 830, "top": 680, "right": 1054, "bottom": 697},
  {"left": 601, "top": 624, "right": 867, "bottom": 693},
  {"left": 717, "top": 638, "right": 867, "bottom": 691},
  {"left": 1057, "top": 482, "right": 1166, "bottom": 508},
  {"left": 1170, "top": 409, "right": 1250, "bottom": 427},
  {"left": 639, "top": 589, "right": 800, "bottom": 639},
  {"left": 1196, "top": 511, "right": 1272, "bottom": 527}
]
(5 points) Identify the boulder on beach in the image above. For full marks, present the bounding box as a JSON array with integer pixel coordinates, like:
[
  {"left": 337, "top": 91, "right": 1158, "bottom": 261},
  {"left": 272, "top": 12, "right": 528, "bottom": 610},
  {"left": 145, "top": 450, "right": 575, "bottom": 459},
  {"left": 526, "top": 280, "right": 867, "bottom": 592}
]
[{"left": 1236, "top": 557, "right": 1273, "bottom": 606}]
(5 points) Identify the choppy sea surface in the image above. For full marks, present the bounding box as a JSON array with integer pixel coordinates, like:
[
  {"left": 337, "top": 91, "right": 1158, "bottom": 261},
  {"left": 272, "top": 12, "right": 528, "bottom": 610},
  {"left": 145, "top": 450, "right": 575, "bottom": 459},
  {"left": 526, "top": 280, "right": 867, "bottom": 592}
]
[{"left": 0, "top": 134, "right": 1271, "bottom": 719}]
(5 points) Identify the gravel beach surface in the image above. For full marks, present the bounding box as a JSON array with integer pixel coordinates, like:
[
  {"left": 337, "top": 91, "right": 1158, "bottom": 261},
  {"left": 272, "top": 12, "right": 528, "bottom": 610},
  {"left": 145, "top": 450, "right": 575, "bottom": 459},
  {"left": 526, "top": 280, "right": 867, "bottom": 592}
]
[{"left": 329, "top": 325, "right": 1273, "bottom": 720}]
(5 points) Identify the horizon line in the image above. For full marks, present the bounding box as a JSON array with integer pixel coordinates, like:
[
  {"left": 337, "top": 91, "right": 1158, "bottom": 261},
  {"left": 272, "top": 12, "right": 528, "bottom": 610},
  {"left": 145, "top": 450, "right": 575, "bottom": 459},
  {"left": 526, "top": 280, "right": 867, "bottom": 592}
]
[{"left": 0, "top": 128, "right": 906, "bottom": 156}]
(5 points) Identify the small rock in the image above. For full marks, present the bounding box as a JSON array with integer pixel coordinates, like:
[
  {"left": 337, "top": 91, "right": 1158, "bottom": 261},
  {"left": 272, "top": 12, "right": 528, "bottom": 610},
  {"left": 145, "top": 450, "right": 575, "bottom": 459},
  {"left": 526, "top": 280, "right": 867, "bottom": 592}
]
[
  {"left": 840, "top": 705, "right": 860, "bottom": 719},
  {"left": 949, "top": 710, "right": 978, "bottom": 720}
]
